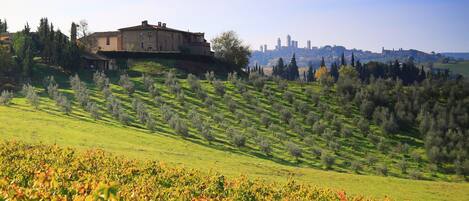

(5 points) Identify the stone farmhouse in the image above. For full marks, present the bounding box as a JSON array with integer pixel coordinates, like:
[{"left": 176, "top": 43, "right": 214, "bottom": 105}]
[{"left": 84, "top": 20, "right": 212, "bottom": 56}]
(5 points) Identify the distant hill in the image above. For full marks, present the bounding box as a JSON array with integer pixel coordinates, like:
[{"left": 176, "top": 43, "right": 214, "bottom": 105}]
[
  {"left": 250, "top": 45, "right": 445, "bottom": 67},
  {"left": 442, "top": 52, "right": 469, "bottom": 60}
]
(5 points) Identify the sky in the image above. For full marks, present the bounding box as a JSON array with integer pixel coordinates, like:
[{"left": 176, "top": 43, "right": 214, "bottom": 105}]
[{"left": 2, "top": 0, "right": 469, "bottom": 53}]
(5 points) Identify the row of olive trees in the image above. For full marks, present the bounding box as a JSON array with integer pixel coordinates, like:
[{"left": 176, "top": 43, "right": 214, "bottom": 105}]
[
  {"left": 43, "top": 76, "right": 71, "bottom": 114},
  {"left": 70, "top": 75, "right": 100, "bottom": 119}
]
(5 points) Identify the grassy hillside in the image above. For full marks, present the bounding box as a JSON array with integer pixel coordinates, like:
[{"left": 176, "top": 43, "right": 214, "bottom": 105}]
[
  {"left": 433, "top": 61, "right": 469, "bottom": 77},
  {"left": 0, "top": 63, "right": 468, "bottom": 200}
]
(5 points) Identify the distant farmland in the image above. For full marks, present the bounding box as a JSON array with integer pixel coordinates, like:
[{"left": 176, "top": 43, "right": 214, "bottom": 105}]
[{"left": 434, "top": 61, "right": 469, "bottom": 77}]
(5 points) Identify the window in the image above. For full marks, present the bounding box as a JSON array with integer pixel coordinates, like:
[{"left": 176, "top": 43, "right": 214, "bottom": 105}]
[
  {"left": 141, "top": 42, "right": 144, "bottom": 49},
  {"left": 106, "top": 36, "right": 110, "bottom": 45}
]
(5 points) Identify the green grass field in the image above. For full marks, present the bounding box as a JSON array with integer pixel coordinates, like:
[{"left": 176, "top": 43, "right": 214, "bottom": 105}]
[
  {"left": 0, "top": 62, "right": 468, "bottom": 200},
  {"left": 433, "top": 61, "right": 469, "bottom": 77}
]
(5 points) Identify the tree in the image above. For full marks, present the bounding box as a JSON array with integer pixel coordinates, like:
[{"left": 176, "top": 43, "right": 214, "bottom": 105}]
[
  {"left": 285, "top": 142, "right": 302, "bottom": 160},
  {"left": 0, "top": 91, "right": 13, "bottom": 105},
  {"left": 0, "top": 19, "right": 7, "bottom": 32},
  {"left": 285, "top": 54, "right": 299, "bottom": 80},
  {"left": 330, "top": 62, "right": 339, "bottom": 81},
  {"left": 321, "top": 152, "right": 335, "bottom": 169},
  {"left": 211, "top": 31, "right": 251, "bottom": 69},
  {"left": 0, "top": 46, "right": 14, "bottom": 74},
  {"left": 341, "top": 52, "right": 346, "bottom": 66},
  {"left": 306, "top": 61, "right": 315, "bottom": 82},
  {"left": 273, "top": 58, "right": 285, "bottom": 77},
  {"left": 65, "top": 22, "right": 81, "bottom": 71},
  {"left": 13, "top": 26, "right": 34, "bottom": 77}
]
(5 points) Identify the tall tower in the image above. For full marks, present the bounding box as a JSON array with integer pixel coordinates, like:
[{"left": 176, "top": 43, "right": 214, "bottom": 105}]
[
  {"left": 287, "top": 35, "right": 291, "bottom": 47},
  {"left": 260, "top": 45, "right": 264, "bottom": 52},
  {"left": 307, "top": 40, "right": 311, "bottom": 50},
  {"left": 264, "top": 44, "right": 267, "bottom": 52},
  {"left": 277, "top": 38, "right": 281, "bottom": 50}
]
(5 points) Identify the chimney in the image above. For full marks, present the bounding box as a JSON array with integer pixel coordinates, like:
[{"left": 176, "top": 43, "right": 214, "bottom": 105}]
[
  {"left": 162, "top": 23, "right": 166, "bottom": 28},
  {"left": 142, "top": 20, "right": 148, "bottom": 26},
  {"left": 158, "top": 22, "right": 162, "bottom": 27}
]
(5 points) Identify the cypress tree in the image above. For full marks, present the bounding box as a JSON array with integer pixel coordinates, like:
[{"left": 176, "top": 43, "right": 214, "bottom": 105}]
[
  {"left": 351, "top": 52, "right": 355, "bottom": 67},
  {"left": 341, "top": 52, "right": 346, "bottom": 66},
  {"left": 275, "top": 57, "right": 285, "bottom": 77},
  {"left": 306, "top": 61, "right": 315, "bottom": 82},
  {"left": 71, "top": 22, "right": 78, "bottom": 44},
  {"left": 330, "top": 62, "right": 339, "bottom": 81},
  {"left": 287, "top": 54, "right": 299, "bottom": 80},
  {"left": 320, "top": 57, "right": 325, "bottom": 67}
]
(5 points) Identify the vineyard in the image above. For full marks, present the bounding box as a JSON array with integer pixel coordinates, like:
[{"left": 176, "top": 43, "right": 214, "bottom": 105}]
[{"left": 0, "top": 141, "right": 371, "bottom": 200}]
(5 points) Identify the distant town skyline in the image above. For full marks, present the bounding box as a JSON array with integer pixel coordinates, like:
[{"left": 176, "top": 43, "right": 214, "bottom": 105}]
[{"left": 2, "top": 0, "right": 469, "bottom": 53}]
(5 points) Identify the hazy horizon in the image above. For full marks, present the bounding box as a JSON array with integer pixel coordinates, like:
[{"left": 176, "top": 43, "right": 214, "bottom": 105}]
[{"left": 2, "top": 0, "right": 469, "bottom": 53}]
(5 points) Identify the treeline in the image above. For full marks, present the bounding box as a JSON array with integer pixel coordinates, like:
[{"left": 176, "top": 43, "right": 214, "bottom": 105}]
[
  {"left": 0, "top": 18, "right": 82, "bottom": 84},
  {"left": 0, "top": 19, "right": 7, "bottom": 33},
  {"left": 264, "top": 53, "right": 469, "bottom": 175}
]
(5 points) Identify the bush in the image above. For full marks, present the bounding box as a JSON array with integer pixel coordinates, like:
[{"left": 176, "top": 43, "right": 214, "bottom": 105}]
[
  {"left": 258, "top": 138, "right": 272, "bottom": 155},
  {"left": 278, "top": 80, "right": 288, "bottom": 91},
  {"left": 47, "top": 81, "right": 59, "bottom": 99},
  {"left": 70, "top": 75, "right": 90, "bottom": 107},
  {"left": 328, "top": 141, "right": 341, "bottom": 153},
  {"left": 165, "top": 70, "right": 177, "bottom": 86},
  {"left": 142, "top": 74, "right": 155, "bottom": 90},
  {"left": 169, "top": 82, "right": 182, "bottom": 95},
  {"left": 312, "top": 148, "right": 322, "bottom": 159},
  {"left": 205, "top": 71, "right": 215, "bottom": 83},
  {"left": 377, "top": 164, "right": 388, "bottom": 176},
  {"left": 366, "top": 155, "right": 378, "bottom": 167},
  {"left": 118, "top": 74, "right": 135, "bottom": 95},
  {"left": 213, "top": 79, "right": 225, "bottom": 96},
  {"left": 285, "top": 142, "right": 302, "bottom": 160},
  {"left": 409, "top": 169, "right": 423, "bottom": 180},
  {"left": 231, "top": 134, "right": 246, "bottom": 148},
  {"left": 169, "top": 115, "right": 189, "bottom": 137},
  {"left": 93, "top": 71, "right": 109, "bottom": 90},
  {"left": 56, "top": 95, "right": 72, "bottom": 115},
  {"left": 117, "top": 107, "right": 130, "bottom": 125},
  {"left": 280, "top": 108, "right": 292, "bottom": 124},
  {"left": 200, "top": 122, "right": 214, "bottom": 143},
  {"left": 148, "top": 84, "right": 159, "bottom": 98},
  {"left": 321, "top": 152, "right": 335, "bottom": 169},
  {"left": 341, "top": 127, "right": 352, "bottom": 138},
  {"left": 351, "top": 161, "right": 362, "bottom": 173},
  {"left": 303, "top": 136, "right": 315, "bottom": 146},
  {"left": 260, "top": 113, "right": 271, "bottom": 128},
  {"left": 146, "top": 115, "right": 157, "bottom": 132},
  {"left": 132, "top": 98, "right": 148, "bottom": 124},
  {"left": 305, "top": 111, "right": 318, "bottom": 125},
  {"left": 312, "top": 121, "right": 326, "bottom": 135},
  {"left": 283, "top": 91, "right": 294, "bottom": 104},
  {"left": 22, "top": 84, "right": 40, "bottom": 109},
  {"left": 187, "top": 74, "right": 201, "bottom": 92},
  {"left": 86, "top": 102, "right": 100, "bottom": 120},
  {"left": 357, "top": 118, "right": 370, "bottom": 136},
  {"left": 212, "top": 113, "right": 224, "bottom": 123},
  {"left": 0, "top": 90, "right": 13, "bottom": 105},
  {"left": 398, "top": 158, "right": 408, "bottom": 174}
]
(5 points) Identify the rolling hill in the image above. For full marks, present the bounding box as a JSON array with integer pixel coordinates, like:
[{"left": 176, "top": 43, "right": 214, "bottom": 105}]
[{"left": 0, "top": 61, "right": 468, "bottom": 200}]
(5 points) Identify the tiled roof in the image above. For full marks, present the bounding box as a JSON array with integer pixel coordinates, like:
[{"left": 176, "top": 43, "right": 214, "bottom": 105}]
[
  {"left": 119, "top": 24, "right": 203, "bottom": 35},
  {"left": 88, "top": 31, "right": 119, "bottom": 37}
]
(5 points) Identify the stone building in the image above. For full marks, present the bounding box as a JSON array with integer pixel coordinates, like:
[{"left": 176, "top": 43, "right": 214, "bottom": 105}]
[
  {"left": 83, "top": 31, "right": 121, "bottom": 52},
  {"left": 84, "top": 20, "right": 212, "bottom": 56}
]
